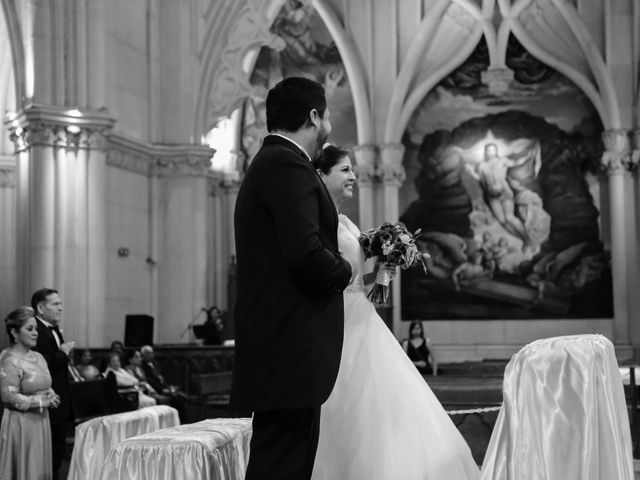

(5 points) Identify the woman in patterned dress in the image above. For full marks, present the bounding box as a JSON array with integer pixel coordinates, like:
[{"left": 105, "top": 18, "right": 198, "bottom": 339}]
[{"left": 0, "top": 306, "right": 60, "bottom": 480}]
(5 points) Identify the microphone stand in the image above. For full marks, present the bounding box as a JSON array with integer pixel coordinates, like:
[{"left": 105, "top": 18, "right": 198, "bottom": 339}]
[{"left": 180, "top": 309, "right": 206, "bottom": 341}]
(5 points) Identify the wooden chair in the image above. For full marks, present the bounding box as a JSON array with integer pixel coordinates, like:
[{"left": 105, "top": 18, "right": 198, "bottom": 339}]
[
  {"left": 71, "top": 378, "right": 111, "bottom": 424},
  {"left": 185, "top": 371, "right": 232, "bottom": 422},
  {"left": 104, "top": 371, "right": 139, "bottom": 413}
]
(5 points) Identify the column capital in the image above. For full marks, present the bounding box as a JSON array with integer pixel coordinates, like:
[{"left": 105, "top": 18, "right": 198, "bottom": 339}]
[
  {"left": 220, "top": 171, "right": 241, "bottom": 192},
  {"left": 601, "top": 129, "right": 631, "bottom": 176},
  {"left": 6, "top": 104, "right": 115, "bottom": 151},
  {"left": 602, "top": 151, "right": 630, "bottom": 176},
  {"left": 352, "top": 144, "right": 377, "bottom": 185},
  {"left": 628, "top": 129, "right": 640, "bottom": 175},
  {"left": 626, "top": 151, "right": 640, "bottom": 175},
  {"left": 481, "top": 66, "right": 514, "bottom": 96},
  {"left": 379, "top": 143, "right": 406, "bottom": 186},
  {"left": 602, "top": 128, "right": 630, "bottom": 152}
]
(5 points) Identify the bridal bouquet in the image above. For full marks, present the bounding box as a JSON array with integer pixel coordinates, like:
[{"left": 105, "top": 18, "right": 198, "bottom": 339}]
[{"left": 359, "top": 222, "right": 428, "bottom": 304}]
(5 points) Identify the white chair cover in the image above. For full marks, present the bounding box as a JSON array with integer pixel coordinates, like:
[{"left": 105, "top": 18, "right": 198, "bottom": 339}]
[
  {"left": 480, "top": 334, "right": 634, "bottom": 480},
  {"left": 68, "top": 405, "right": 180, "bottom": 480},
  {"left": 99, "top": 417, "right": 252, "bottom": 480}
]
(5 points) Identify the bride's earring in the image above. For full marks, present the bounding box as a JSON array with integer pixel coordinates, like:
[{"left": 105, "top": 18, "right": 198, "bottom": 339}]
[{"left": 317, "top": 170, "right": 325, "bottom": 182}]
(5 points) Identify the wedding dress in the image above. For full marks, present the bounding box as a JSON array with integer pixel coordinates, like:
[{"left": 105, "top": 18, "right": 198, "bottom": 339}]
[{"left": 311, "top": 214, "right": 479, "bottom": 480}]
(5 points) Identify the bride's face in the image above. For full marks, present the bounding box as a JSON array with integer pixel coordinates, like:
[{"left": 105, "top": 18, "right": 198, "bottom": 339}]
[{"left": 323, "top": 156, "right": 357, "bottom": 204}]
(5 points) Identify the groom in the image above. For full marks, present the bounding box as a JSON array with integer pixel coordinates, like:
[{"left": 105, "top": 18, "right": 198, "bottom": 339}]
[{"left": 232, "top": 77, "right": 353, "bottom": 479}]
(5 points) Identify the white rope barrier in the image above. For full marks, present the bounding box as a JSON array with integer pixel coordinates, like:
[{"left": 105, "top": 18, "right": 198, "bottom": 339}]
[{"left": 445, "top": 405, "right": 502, "bottom": 415}]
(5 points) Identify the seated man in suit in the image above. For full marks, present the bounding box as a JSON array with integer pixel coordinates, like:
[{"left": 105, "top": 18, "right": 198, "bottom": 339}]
[
  {"left": 140, "top": 345, "right": 168, "bottom": 393},
  {"left": 140, "top": 345, "right": 185, "bottom": 419}
]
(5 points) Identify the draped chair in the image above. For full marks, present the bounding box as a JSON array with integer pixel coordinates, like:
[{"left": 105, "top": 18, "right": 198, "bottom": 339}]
[{"left": 480, "top": 334, "right": 634, "bottom": 480}]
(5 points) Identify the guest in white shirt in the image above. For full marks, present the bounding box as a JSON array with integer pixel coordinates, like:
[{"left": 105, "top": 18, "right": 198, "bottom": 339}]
[{"left": 104, "top": 352, "right": 156, "bottom": 408}]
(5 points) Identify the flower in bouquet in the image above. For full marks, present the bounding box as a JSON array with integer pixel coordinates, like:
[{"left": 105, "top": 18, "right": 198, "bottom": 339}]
[{"left": 358, "top": 222, "right": 429, "bottom": 304}]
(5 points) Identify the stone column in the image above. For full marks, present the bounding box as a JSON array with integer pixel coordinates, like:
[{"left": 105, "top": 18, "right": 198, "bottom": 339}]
[
  {"left": 379, "top": 143, "right": 407, "bottom": 224},
  {"left": 220, "top": 172, "right": 241, "bottom": 308},
  {"left": 0, "top": 158, "right": 18, "bottom": 343},
  {"left": 154, "top": 150, "right": 212, "bottom": 344},
  {"left": 379, "top": 143, "right": 407, "bottom": 333},
  {"left": 206, "top": 175, "right": 225, "bottom": 314},
  {"left": 628, "top": 130, "right": 640, "bottom": 349},
  {"left": 601, "top": 129, "right": 632, "bottom": 347},
  {"left": 7, "top": 105, "right": 115, "bottom": 345},
  {"left": 353, "top": 144, "right": 377, "bottom": 231},
  {"left": 221, "top": 151, "right": 244, "bottom": 263}
]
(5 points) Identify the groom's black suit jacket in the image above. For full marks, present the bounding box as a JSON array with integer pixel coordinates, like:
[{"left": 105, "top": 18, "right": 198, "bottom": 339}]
[
  {"left": 232, "top": 135, "right": 352, "bottom": 411},
  {"left": 34, "top": 318, "right": 74, "bottom": 425}
]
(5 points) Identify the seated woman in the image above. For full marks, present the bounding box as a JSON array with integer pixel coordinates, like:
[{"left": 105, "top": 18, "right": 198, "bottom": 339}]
[
  {"left": 480, "top": 334, "right": 633, "bottom": 479},
  {"left": 401, "top": 321, "right": 436, "bottom": 375},
  {"left": 76, "top": 349, "right": 101, "bottom": 381},
  {"left": 104, "top": 352, "right": 156, "bottom": 408},
  {"left": 0, "top": 306, "right": 61, "bottom": 480},
  {"left": 124, "top": 350, "right": 169, "bottom": 404}
]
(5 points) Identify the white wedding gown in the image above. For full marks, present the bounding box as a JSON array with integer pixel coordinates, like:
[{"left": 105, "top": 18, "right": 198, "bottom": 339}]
[{"left": 312, "top": 214, "right": 479, "bottom": 480}]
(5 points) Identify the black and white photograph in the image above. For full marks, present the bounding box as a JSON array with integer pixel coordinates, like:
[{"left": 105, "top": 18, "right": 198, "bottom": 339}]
[{"left": 0, "top": 1, "right": 639, "bottom": 479}]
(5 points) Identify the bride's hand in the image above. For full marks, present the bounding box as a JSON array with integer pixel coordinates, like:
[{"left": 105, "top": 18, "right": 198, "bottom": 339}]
[
  {"left": 384, "top": 263, "right": 397, "bottom": 279},
  {"left": 374, "top": 262, "right": 397, "bottom": 280}
]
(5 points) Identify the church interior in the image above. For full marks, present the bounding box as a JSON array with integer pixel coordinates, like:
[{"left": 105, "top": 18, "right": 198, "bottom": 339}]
[{"left": 1, "top": 0, "right": 640, "bottom": 477}]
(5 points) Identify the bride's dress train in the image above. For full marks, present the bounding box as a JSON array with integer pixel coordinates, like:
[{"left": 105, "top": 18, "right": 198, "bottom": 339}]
[{"left": 312, "top": 215, "right": 479, "bottom": 480}]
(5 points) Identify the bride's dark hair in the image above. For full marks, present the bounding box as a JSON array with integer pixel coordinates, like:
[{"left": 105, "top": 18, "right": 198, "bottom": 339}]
[{"left": 313, "top": 144, "right": 352, "bottom": 175}]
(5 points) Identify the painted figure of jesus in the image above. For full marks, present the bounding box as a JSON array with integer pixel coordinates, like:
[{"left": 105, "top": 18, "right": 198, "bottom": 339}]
[{"left": 466, "top": 143, "right": 532, "bottom": 250}]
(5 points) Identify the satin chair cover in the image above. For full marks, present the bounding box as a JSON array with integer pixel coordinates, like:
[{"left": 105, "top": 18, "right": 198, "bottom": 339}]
[
  {"left": 99, "top": 417, "right": 252, "bottom": 480},
  {"left": 480, "top": 334, "right": 634, "bottom": 480},
  {"left": 67, "top": 405, "right": 180, "bottom": 480}
]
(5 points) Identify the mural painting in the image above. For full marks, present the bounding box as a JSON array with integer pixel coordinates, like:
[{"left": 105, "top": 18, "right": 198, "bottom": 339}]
[
  {"left": 243, "top": 0, "right": 354, "bottom": 160},
  {"left": 242, "top": 0, "right": 358, "bottom": 220},
  {"left": 400, "top": 37, "right": 613, "bottom": 320}
]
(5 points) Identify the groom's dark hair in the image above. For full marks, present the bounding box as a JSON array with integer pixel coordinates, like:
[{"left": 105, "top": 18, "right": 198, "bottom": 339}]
[{"left": 266, "top": 77, "right": 327, "bottom": 133}]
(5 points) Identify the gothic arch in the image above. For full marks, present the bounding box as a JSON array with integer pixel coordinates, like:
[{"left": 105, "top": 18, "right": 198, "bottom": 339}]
[
  {"left": 0, "top": 0, "right": 23, "bottom": 106},
  {"left": 385, "top": 0, "right": 621, "bottom": 143},
  {"left": 195, "top": 0, "right": 371, "bottom": 144},
  {"left": 0, "top": 0, "right": 22, "bottom": 155}
]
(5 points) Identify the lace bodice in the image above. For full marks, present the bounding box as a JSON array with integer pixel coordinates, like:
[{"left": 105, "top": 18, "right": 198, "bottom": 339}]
[
  {"left": 0, "top": 348, "right": 52, "bottom": 411},
  {"left": 338, "top": 214, "right": 365, "bottom": 293}
]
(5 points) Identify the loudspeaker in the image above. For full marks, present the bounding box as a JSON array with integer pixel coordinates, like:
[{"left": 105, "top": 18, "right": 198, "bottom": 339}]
[{"left": 124, "top": 314, "right": 154, "bottom": 347}]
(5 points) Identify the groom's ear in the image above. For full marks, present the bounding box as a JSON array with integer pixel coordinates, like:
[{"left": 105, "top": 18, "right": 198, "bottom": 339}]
[{"left": 309, "top": 109, "right": 320, "bottom": 129}]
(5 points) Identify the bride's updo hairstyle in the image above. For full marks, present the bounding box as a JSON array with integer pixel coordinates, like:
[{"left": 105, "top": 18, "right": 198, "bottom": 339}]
[
  {"left": 313, "top": 144, "right": 352, "bottom": 175},
  {"left": 5, "top": 306, "right": 35, "bottom": 344}
]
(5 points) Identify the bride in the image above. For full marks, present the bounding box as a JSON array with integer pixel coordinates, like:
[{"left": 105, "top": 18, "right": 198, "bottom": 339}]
[{"left": 311, "top": 145, "right": 479, "bottom": 480}]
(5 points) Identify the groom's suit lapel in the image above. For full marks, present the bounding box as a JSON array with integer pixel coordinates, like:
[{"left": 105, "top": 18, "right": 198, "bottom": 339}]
[
  {"left": 36, "top": 317, "right": 59, "bottom": 349},
  {"left": 264, "top": 135, "right": 339, "bottom": 229}
]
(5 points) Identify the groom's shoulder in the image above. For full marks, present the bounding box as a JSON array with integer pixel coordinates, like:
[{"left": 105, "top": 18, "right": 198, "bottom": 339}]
[{"left": 254, "top": 136, "right": 310, "bottom": 164}]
